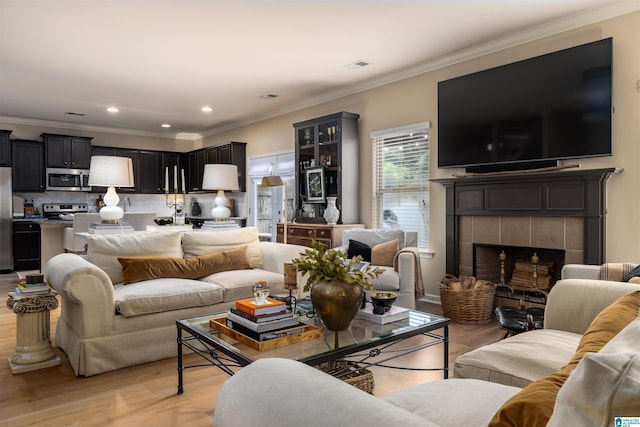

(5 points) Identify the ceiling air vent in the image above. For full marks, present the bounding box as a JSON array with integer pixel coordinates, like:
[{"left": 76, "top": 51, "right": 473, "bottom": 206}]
[
  {"left": 65, "top": 111, "right": 87, "bottom": 116},
  {"left": 344, "top": 60, "right": 371, "bottom": 70},
  {"left": 259, "top": 94, "right": 279, "bottom": 100}
]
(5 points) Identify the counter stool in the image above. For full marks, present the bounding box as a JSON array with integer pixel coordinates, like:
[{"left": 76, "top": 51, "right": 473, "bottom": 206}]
[{"left": 495, "top": 304, "right": 545, "bottom": 339}]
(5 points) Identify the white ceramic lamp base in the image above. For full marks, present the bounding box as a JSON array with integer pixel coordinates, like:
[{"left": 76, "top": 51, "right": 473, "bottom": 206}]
[
  {"left": 211, "top": 189, "right": 231, "bottom": 220},
  {"left": 99, "top": 186, "right": 124, "bottom": 223}
]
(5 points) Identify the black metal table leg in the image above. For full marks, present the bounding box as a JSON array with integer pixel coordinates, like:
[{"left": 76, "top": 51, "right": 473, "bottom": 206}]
[
  {"left": 177, "top": 325, "right": 184, "bottom": 394},
  {"left": 444, "top": 324, "right": 449, "bottom": 379}
]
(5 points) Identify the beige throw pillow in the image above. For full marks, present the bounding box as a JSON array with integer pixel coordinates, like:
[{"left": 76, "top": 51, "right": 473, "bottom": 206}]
[{"left": 371, "top": 239, "right": 399, "bottom": 267}]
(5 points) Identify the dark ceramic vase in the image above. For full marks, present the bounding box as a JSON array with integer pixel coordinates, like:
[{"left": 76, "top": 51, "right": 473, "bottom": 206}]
[{"left": 311, "top": 280, "right": 364, "bottom": 331}]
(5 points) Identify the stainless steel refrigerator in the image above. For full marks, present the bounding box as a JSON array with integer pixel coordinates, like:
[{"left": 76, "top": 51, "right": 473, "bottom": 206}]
[{"left": 0, "top": 167, "right": 12, "bottom": 272}]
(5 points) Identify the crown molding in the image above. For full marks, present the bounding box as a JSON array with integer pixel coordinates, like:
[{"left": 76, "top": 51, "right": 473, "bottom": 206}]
[{"left": 0, "top": 115, "right": 200, "bottom": 141}]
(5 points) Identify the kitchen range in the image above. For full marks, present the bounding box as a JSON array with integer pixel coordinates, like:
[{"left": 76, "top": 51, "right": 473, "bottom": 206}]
[{"left": 42, "top": 203, "right": 88, "bottom": 220}]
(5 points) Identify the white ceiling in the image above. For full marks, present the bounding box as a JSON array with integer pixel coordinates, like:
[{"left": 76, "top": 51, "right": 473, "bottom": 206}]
[{"left": 0, "top": 0, "right": 637, "bottom": 139}]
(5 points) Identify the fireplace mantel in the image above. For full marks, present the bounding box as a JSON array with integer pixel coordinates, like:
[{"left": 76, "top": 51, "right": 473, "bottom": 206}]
[{"left": 433, "top": 168, "right": 620, "bottom": 275}]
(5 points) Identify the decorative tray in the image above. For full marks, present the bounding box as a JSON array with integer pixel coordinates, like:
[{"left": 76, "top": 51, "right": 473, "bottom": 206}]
[{"left": 209, "top": 316, "right": 323, "bottom": 352}]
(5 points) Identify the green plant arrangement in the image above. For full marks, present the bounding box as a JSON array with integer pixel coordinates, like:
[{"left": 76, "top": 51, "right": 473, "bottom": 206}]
[{"left": 291, "top": 240, "right": 384, "bottom": 292}]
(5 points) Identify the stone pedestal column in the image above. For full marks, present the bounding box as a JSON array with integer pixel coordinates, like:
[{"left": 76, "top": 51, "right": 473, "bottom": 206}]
[{"left": 6, "top": 291, "right": 61, "bottom": 374}]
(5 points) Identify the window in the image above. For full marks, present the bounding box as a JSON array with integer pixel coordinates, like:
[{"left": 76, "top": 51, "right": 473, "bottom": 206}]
[{"left": 371, "top": 122, "right": 430, "bottom": 248}]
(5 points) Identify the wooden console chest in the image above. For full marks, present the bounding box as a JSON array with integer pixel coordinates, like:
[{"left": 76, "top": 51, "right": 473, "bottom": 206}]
[{"left": 276, "top": 223, "right": 364, "bottom": 248}]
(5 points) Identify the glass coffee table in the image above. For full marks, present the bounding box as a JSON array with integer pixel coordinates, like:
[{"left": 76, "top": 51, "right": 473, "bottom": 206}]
[{"left": 176, "top": 310, "right": 449, "bottom": 394}]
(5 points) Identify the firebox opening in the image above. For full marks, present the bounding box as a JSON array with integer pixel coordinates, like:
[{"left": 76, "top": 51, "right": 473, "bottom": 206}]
[{"left": 474, "top": 244, "right": 565, "bottom": 296}]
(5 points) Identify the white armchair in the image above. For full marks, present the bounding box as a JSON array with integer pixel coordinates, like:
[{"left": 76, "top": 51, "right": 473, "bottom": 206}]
[{"left": 337, "top": 229, "right": 420, "bottom": 309}]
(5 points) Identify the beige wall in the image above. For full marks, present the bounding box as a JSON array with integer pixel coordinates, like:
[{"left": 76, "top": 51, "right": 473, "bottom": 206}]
[
  {"left": 2, "top": 12, "right": 638, "bottom": 300},
  {"left": 200, "top": 12, "right": 640, "bottom": 300}
]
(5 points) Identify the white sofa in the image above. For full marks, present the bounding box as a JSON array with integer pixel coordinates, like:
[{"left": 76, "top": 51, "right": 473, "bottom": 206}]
[
  {"left": 46, "top": 227, "right": 307, "bottom": 376},
  {"left": 215, "top": 272, "right": 640, "bottom": 427},
  {"left": 336, "top": 228, "right": 420, "bottom": 309},
  {"left": 453, "top": 265, "right": 640, "bottom": 388}
]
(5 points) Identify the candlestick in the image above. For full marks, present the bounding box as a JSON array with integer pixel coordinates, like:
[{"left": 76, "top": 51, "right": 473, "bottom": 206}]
[
  {"left": 165, "top": 167, "right": 169, "bottom": 193},
  {"left": 174, "top": 165, "right": 178, "bottom": 192},
  {"left": 181, "top": 169, "right": 186, "bottom": 193}
]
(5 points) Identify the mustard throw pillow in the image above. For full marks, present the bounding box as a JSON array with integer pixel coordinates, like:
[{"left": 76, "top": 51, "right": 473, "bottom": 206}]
[
  {"left": 371, "top": 239, "right": 399, "bottom": 267},
  {"left": 488, "top": 291, "right": 640, "bottom": 427},
  {"left": 118, "top": 246, "right": 252, "bottom": 284}
]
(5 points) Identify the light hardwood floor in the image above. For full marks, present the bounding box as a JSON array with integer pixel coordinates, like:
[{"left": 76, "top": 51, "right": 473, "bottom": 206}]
[{"left": 0, "top": 272, "right": 502, "bottom": 426}]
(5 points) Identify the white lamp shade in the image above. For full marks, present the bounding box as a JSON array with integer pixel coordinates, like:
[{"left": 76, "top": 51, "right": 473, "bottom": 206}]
[
  {"left": 202, "top": 164, "right": 240, "bottom": 191},
  {"left": 88, "top": 156, "right": 134, "bottom": 187}
]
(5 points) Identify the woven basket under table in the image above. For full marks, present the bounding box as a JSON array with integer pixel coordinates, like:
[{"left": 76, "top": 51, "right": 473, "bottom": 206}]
[
  {"left": 439, "top": 281, "right": 496, "bottom": 325},
  {"left": 316, "top": 360, "right": 375, "bottom": 394}
]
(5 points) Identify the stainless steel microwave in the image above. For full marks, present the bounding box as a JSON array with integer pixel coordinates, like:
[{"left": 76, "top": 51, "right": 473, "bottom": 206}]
[{"left": 46, "top": 168, "right": 91, "bottom": 191}]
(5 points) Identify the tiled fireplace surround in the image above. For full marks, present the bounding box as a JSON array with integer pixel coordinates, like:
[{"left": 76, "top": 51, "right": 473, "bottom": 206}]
[
  {"left": 434, "top": 167, "right": 619, "bottom": 278},
  {"left": 458, "top": 215, "right": 583, "bottom": 278}
]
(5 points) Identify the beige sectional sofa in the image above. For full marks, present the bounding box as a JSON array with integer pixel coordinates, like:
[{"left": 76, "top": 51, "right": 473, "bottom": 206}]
[
  {"left": 45, "top": 227, "right": 307, "bottom": 376},
  {"left": 214, "top": 266, "right": 640, "bottom": 426},
  {"left": 453, "top": 264, "right": 640, "bottom": 387}
]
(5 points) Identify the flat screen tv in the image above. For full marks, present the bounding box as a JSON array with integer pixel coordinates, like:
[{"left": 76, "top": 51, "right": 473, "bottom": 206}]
[{"left": 438, "top": 38, "right": 612, "bottom": 172}]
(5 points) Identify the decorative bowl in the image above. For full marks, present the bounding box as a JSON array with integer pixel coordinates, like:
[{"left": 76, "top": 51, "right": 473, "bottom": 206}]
[{"left": 370, "top": 291, "right": 397, "bottom": 312}]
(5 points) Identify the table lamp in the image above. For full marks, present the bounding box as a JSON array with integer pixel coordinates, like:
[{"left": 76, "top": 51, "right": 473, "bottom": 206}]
[
  {"left": 88, "top": 156, "right": 134, "bottom": 223},
  {"left": 202, "top": 164, "right": 240, "bottom": 220},
  {"left": 260, "top": 175, "right": 287, "bottom": 244}
]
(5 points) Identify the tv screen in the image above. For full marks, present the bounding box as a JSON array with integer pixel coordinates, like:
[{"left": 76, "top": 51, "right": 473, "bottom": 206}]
[{"left": 438, "top": 38, "right": 612, "bottom": 171}]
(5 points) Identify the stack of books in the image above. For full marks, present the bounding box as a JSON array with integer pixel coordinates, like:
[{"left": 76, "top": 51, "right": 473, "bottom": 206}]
[
  {"left": 88, "top": 221, "right": 135, "bottom": 234},
  {"left": 226, "top": 297, "right": 304, "bottom": 341},
  {"left": 16, "top": 274, "right": 51, "bottom": 295},
  {"left": 201, "top": 220, "right": 240, "bottom": 231}
]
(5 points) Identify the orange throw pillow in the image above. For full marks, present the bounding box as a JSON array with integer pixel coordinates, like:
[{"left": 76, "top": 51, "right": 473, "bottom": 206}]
[
  {"left": 488, "top": 291, "right": 640, "bottom": 427},
  {"left": 118, "top": 246, "right": 252, "bottom": 284}
]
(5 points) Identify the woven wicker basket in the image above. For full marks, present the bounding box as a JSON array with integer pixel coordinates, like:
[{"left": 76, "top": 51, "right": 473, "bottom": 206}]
[
  {"left": 316, "top": 360, "right": 375, "bottom": 394},
  {"left": 439, "top": 275, "right": 496, "bottom": 325}
]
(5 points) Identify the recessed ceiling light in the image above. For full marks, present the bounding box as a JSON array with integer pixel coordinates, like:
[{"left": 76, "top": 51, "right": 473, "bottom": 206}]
[
  {"left": 344, "top": 60, "right": 371, "bottom": 70},
  {"left": 259, "top": 94, "right": 279, "bottom": 100},
  {"left": 201, "top": 106, "right": 213, "bottom": 113},
  {"left": 161, "top": 123, "right": 171, "bottom": 128},
  {"left": 107, "top": 106, "right": 119, "bottom": 113}
]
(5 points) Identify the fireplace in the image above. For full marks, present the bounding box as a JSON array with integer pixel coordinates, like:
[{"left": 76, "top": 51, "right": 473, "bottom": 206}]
[
  {"left": 473, "top": 243, "right": 565, "bottom": 290},
  {"left": 434, "top": 168, "right": 619, "bottom": 277}
]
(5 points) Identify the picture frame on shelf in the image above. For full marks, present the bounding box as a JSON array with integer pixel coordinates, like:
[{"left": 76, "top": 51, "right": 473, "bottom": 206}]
[{"left": 305, "top": 167, "right": 325, "bottom": 203}]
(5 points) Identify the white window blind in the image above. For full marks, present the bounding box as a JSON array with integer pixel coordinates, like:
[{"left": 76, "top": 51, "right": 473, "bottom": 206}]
[{"left": 371, "top": 122, "right": 430, "bottom": 248}]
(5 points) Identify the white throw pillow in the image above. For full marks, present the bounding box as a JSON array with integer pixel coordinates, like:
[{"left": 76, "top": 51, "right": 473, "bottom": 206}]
[
  {"left": 86, "top": 232, "right": 183, "bottom": 284},
  {"left": 181, "top": 227, "right": 263, "bottom": 269},
  {"left": 548, "top": 317, "right": 640, "bottom": 426}
]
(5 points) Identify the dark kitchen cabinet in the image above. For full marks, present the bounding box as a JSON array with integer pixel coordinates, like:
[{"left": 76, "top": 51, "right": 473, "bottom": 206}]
[
  {"left": 139, "top": 150, "right": 163, "bottom": 193},
  {"left": 187, "top": 150, "right": 206, "bottom": 192},
  {"left": 0, "top": 130, "right": 11, "bottom": 166},
  {"left": 13, "top": 222, "right": 41, "bottom": 271},
  {"left": 162, "top": 152, "right": 184, "bottom": 193},
  {"left": 90, "top": 146, "right": 139, "bottom": 193},
  {"left": 114, "top": 149, "right": 139, "bottom": 193},
  {"left": 89, "top": 142, "right": 246, "bottom": 194},
  {"left": 12, "top": 140, "right": 45, "bottom": 192},
  {"left": 42, "top": 133, "right": 92, "bottom": 169}
]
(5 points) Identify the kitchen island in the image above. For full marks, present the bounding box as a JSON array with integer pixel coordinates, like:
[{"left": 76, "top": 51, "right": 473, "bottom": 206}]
[{"left": 13, "top": 218, "right": 71, "bottom": 274}]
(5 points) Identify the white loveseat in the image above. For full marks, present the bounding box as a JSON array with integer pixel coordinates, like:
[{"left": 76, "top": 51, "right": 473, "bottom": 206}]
[{"left": 45, "top": 227, "right": 307, "bottom": 376}]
